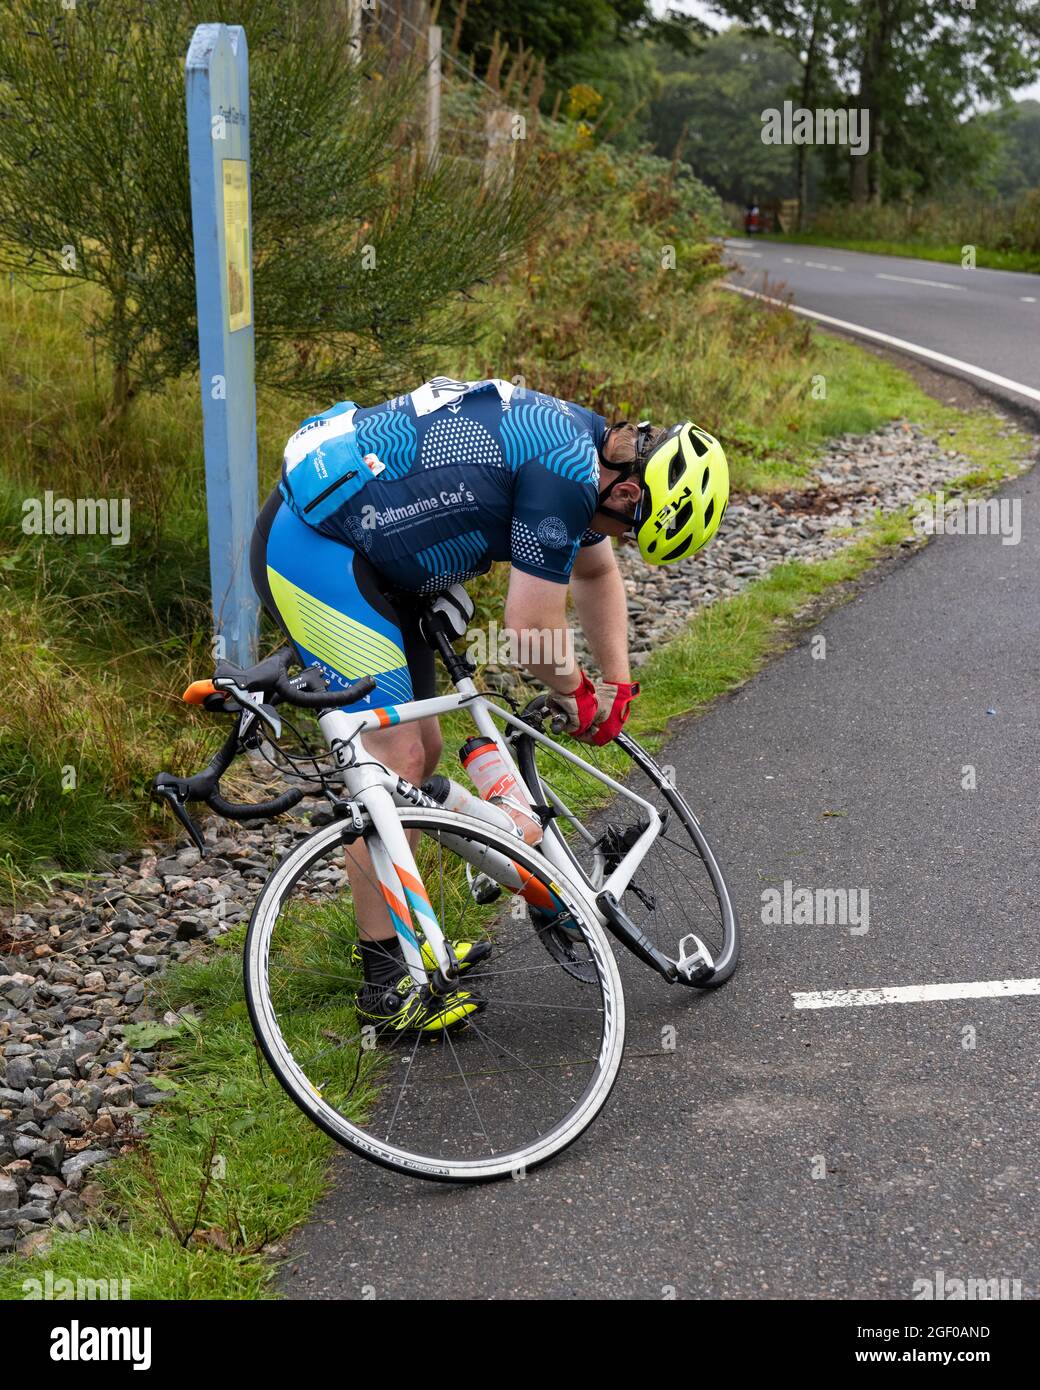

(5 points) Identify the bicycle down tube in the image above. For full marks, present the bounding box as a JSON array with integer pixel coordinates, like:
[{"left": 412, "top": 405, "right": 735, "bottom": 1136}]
[{"left": 316, "top": 675, "right": 667, "bottom": 981}]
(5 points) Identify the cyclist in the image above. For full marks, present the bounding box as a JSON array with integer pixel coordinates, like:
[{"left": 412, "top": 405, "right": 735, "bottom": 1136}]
[{"left": 249, "top": 377, "right": 728, "bottom": 1035}]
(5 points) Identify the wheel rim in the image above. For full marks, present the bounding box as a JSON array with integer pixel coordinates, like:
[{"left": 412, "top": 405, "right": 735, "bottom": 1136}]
[
  {"left": 516, "top": 730, "right": 739, "bottom": 984},
  {"left": 244, "top": 813, "right": 625, "bottom": 1180}
]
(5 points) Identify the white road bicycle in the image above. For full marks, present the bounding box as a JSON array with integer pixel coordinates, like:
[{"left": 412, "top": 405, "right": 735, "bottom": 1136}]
[{"left": 154, "top": 587, "right": 739, "bottom": 1182}]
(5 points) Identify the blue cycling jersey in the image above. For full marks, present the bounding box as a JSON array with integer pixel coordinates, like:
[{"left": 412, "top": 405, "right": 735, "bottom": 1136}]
[{"left": 282, "top": 378, "right": 609, "bottom": 594}]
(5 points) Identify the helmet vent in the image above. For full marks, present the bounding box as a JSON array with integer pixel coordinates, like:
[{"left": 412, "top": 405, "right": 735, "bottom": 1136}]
[
  {"left": 689, "top": 431, "right": 708, "bottom": 458},
  {"left": 668, "top": 453, "right": 684, "bottom": 488},
  {"left": 669, "top": 501, "right": 693, "bottom": 535},
  {"left": 703, "top": 497, "right": 715, "bottom": 527},
  {"left": 701, "top": 465, "right": 711, "bottom": 492}
]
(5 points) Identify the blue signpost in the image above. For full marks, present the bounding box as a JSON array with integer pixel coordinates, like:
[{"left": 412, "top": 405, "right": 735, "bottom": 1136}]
[{"left": 185, "top": 23, "right": 259, "bottom": 667}]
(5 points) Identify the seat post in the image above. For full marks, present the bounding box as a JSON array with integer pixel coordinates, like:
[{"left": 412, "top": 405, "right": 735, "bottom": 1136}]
[{"left": 428, "top": 618, "right": 476, "bottom": 685}]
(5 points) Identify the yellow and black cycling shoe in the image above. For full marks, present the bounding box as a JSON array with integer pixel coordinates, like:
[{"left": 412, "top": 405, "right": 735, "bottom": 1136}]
[
  {"left": 420, "top": 937, "right": 492, "bottom": 975},
  {"left": 350, "top": 937, "right": 492, "bottom": 979},
  {"left": 355, "top": 973, "right": 484, "bottom": 1037}
]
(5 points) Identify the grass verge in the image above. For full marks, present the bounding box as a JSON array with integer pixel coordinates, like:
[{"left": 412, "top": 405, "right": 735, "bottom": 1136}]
[{"left": 762, "top": 233, "right": 1040, "bottom": 276}]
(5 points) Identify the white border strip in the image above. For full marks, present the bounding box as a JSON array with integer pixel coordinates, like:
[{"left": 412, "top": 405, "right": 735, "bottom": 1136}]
[
  {"left": 793, "top": 978, "right": 1040, "bottom": 1010},
  {"left": 724, "top": 283, "right": 1040, "bottom": 405}
]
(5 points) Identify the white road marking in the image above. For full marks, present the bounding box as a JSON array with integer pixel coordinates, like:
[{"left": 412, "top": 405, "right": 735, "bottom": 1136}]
[
  {"left": 724, "top": 284, "right": 1040, "bottom": 405},
  {"left": 804, "top": 260, "right": 845, "bottom": 272},
  {"left": 1022, "top": 296, "right": 1037, "bottom": 303},
  {"left": 875, "top": 272, "right": 965, "bottom": 291},
  {"left": 793, "top": 978, "right": 1040, "bottom": 1010}
]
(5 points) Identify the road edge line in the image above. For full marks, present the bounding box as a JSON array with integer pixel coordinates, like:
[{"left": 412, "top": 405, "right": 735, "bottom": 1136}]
[{"left": 723, "top": 283, "right": 1040, "bottom": 406}]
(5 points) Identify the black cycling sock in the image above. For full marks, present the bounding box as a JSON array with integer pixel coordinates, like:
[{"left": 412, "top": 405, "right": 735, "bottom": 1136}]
[{"left": 359, "top": 935, "right": 405, "bottom": 986}]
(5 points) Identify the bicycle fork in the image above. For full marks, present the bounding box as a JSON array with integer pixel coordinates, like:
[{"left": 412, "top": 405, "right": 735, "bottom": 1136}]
[{"left": 339, "top": 760, "right": 571, "bottom": 995}]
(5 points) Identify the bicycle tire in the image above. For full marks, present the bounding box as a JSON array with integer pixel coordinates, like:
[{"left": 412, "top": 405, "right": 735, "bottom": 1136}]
[{"left": 244, "top": 810, "right": 626, "bottom": 1182}]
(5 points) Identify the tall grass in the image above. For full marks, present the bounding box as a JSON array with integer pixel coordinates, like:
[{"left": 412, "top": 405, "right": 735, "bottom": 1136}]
[
  {"left": 0, "top": 276, "right": 291, "bottom": 889},
  {"left": 805, "top": 190, "right": 1040, "bottom": 259}
]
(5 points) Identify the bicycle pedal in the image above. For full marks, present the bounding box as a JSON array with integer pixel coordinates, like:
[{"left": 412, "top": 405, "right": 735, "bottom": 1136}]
[
  {"left": 466, "top": 866, "right": 502, "bottom": 904},
  {"left": 676, "top": 933, "right": 715, "bottom": 986}
]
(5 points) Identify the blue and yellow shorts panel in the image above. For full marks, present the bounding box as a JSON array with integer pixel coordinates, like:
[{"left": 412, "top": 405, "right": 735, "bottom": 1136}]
[{"left": 249, "top": 491, "right": 419, "bottom": 706}]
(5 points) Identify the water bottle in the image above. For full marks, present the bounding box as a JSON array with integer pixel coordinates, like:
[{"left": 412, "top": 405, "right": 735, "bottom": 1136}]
[
  {"left": 421, "top": 774, "right": 519, "bottom": 838},
  {"left": 459, "top": 737, "right": 543, "bottom": 845}
]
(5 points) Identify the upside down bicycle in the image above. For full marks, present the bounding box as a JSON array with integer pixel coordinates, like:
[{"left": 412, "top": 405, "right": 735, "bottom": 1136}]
[{"left": 154, "top": 585, "right": 739, "bottom": 1182}]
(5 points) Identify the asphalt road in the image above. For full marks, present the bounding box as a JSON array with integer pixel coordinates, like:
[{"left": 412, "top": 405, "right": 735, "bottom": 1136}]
[
  {"left": 724, "top": 238, "right": 1040, "bottom": 399},
  {"left": 279, "top": 467, "right": 1039, "bottom": 1301}
]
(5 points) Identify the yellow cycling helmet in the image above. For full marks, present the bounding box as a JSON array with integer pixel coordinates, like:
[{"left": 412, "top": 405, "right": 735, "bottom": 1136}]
[{"left": 636, "top": 422, "right": 729, "bottom": 565}]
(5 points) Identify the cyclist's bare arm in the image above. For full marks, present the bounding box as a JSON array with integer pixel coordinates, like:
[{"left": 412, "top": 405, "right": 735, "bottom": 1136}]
[
  {"left": 504, "top": 568, "right": 579, "bottom": 694},
  {"left": 569, "top": 541, "right": 631, "bottom": 682}
]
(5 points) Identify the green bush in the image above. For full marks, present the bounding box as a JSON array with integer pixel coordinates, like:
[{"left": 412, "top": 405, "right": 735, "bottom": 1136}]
[
  {"left": 0, "top": 0, "right": 552, "bottom": 421},
  {"left": 806, "top": 190, "right": 1040, "bottom": 257}
]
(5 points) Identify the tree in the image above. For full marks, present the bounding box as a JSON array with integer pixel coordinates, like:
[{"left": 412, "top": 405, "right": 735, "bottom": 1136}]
[
  {"left": 984, "top": 100, "right": 1040, "bottom": 199},
  {"left": 706, "top": 2, "right": 847, "bottom": 226},
  {"left": 648, "top": 29, "right": 801, "bottom": 204},
  {"left": 0, "top": 0, "right": 551, "bottom": 423},
  {"left": 841, "top": 1, "right": 1040, "bottom": 204},
  {"left": 439, "top": 0, "right": 705, "bottom": 64},
  {"left": 713, "top": 0, "right": 1040, "bottom": 207},
  {"left": 437, "top": 0, "right": 707, "bottom": 110}
]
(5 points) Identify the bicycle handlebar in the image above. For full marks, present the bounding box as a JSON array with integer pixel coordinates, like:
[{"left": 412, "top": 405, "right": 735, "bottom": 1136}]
[
  {"left": 270, "top": 672, "right": 377, "bottom": 708},
  {"left": 207, "top": 787, "right": 304, "bottom": 821},
  {"left": 152, "top": 717, "right": 306, "bottom": 851},
  {"left": 153, "top": 648, "right": 380, "bottom": 850},
  {"left": 208, "top": 646, "right": 377, "bottom": 711}
]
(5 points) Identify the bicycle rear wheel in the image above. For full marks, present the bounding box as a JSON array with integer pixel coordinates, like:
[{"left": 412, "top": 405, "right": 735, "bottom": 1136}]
[
  {"left": 244, "top": 810, "right": 625, "bottom": 1182},
  {"left": 514, "top": 728, "right": 740, "bottom": 986}
]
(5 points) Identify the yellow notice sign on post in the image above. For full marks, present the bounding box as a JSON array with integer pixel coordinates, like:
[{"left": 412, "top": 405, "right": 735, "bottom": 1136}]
[{"left": 222, "top": 159, "right": 252, "bottom": 332}]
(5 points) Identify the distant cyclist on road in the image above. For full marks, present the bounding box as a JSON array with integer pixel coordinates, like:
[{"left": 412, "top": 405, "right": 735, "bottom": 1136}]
[{"left": 250, "top": 377, "right": 729, "bottom": 1034}]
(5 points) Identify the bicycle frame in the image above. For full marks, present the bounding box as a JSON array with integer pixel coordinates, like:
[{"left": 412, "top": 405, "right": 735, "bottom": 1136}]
[{"left": 317, "top": 672, "right": 663, "bottom": 988}]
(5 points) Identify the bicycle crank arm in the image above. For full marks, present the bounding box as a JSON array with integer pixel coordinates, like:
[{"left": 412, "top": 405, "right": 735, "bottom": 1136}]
[
  {"left": 596, "top": 892, "right": 716, "bottom": 987},
  {"left": 596, "top": 891, "right": 679, "bottom": 981}
]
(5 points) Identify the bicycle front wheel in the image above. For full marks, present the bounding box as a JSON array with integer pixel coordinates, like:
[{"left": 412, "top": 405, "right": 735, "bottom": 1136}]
[{"left": 244, "top": 810, "right": 625, "bottom": 1182}]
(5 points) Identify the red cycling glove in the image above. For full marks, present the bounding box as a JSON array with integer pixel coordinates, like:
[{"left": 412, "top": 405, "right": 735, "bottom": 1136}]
[
  {"left": 547, "top": 671, "right": 600, "bottom": 737},
  {"left": 589, "top": 680, "right": 640, "bottom": 745}
]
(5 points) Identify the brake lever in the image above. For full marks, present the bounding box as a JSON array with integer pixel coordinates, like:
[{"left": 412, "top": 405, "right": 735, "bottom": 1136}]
[
  {"left": 152, "top": 778, "right": 207, "bottom": 853},
  {"left": 213, "top": 679, "right": 283, "bottom": 739},
  {"left": 521, "top": 694, "right": 568, "bottom": 736}
]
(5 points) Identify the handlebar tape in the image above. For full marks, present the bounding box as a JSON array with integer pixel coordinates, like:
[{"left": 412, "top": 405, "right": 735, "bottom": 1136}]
[
  {"left": 206, "top": 787, "right": 304, "bottom": 821},
  {"left": 273, "top": 673, "right": 377, "bottom": 708}
]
